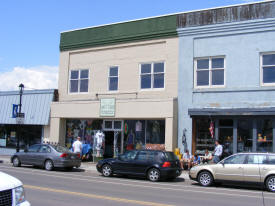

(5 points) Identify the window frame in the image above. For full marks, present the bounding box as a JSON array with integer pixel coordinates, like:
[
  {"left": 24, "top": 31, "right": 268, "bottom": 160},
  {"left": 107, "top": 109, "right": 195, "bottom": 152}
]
[
  {"left": 68, "top": 69, "right": 89, "bottom": 94},
  {"left": 260, "top": 52, "right": 275, "bottom": 86},
  {"left": 194, "top": 56, "right": 226, "bottom": 89},
  {"left": 108, "top": 66, "right": 119, "bottom": 92},
  {"left": 139, "top": 61, "right": 165, "bottom": 90}
]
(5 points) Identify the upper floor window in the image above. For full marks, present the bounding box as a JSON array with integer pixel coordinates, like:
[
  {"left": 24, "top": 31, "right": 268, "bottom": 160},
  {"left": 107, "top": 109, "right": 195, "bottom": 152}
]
[
  {"left": 109, "top": 66, "right": 118, "bottom": 91},
  {"left": 69, "top": 69, "right": 89, "bottom": 93},
  {"left": 261, "top": 53, "right": 275, "bottom": 85},
  {"left": 194, "top": 57, "right": 225, "bottom": 88},
  {"left": 140, "top": 62, "right": 164, "bottom": 89}
]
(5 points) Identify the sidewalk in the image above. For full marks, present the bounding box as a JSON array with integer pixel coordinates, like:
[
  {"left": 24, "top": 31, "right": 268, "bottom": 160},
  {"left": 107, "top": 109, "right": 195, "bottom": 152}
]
[{"left": 0, "top": 155, "right": 190, "bottom": 180}]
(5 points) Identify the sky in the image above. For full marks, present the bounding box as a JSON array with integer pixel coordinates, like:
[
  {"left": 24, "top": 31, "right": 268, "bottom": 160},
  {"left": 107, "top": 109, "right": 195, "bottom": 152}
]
[{"left": 0, "top": 0, "right": 266, "bottom": 91}]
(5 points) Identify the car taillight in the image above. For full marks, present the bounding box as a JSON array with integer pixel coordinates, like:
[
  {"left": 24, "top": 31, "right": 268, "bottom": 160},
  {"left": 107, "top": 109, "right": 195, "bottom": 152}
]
[
  {"left": 60, "top": 153, "right": 68, "bottom": 158},
  {"left": 162, "top": 161, "right": 171, "bottom": 168},
  {"left": 77, "top": 153, "right": 80, "bottom": 158}
]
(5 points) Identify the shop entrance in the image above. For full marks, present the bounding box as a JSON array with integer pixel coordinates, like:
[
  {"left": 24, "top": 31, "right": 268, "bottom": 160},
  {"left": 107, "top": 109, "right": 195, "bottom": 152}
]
[
  {"left": 103, "top": 120, "right": 123, "bottom": 158},
  {"left": 104, "top": 131, "right": 114, "bottom": 158}
]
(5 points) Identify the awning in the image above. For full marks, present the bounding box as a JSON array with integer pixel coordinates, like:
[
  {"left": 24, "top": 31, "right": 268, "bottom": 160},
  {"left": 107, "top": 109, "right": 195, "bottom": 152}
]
[
  {"left": 188, "top": 107, "right": 275, "bottom": 116},
  {"left": 0, "top": 89, "right": 56, "bottom": 125}
]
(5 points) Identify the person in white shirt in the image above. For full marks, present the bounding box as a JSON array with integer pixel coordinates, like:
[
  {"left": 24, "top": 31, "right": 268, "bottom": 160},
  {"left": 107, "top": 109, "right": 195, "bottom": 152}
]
[
  {"left": 202, "top": 149, "right": 212, "bottom": 164},
  {"left": 73, "top": 136, "right": 82, "bottom": 154},
  {"left": 180, "top": 149, "right": 193, "bottom": 170},
  {"left": 213, "top": 140, "right": 223, "bottom": 163}
]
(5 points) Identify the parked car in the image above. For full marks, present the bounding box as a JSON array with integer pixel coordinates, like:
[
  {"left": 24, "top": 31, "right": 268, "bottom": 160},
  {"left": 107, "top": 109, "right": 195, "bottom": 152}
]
[
  {"left": 96, "top": 150, "right": 182, "bottom": 182},
  {"left": 189, "top": 152, "right": 275, "bottom": 192},
  {"left": 0, "top": 171, "right": 30, "bottom": 206},
  {"left": 11, "top": 144, "right": 81, "bottom": 171}
]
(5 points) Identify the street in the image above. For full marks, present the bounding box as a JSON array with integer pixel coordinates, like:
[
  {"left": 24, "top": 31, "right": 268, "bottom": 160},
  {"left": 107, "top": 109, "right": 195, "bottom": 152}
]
[{"left": 1, "top": 163, "right": 275, "bottom": 206}]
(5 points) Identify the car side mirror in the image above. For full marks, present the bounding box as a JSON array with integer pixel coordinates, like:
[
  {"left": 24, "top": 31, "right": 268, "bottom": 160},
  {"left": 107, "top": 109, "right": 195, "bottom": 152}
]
[{"left": 221, "top": 161, "right": 225, "bottom": 166}]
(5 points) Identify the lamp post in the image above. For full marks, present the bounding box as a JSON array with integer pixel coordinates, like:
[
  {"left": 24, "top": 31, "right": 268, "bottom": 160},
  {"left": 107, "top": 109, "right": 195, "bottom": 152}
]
[{"left": 16, "top": 83, "right": 24, "bottom": 152}]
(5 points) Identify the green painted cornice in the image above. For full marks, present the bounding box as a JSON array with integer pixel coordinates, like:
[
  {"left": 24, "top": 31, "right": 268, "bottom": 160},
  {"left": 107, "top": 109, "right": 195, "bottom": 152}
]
[{"left": 60, "top": 15, "right": 177, "bottom": 51}]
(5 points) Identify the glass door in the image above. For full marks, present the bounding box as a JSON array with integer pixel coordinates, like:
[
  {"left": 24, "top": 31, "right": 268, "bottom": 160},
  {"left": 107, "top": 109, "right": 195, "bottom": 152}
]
[{"left": 219, "top": 119, "right": 233, "bottom": 156}]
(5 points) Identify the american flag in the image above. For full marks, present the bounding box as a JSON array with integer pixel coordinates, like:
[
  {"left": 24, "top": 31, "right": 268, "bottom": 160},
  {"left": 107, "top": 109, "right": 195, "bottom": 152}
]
[{"left": 209, "top": 121, "right": 214, "bottom": 138}]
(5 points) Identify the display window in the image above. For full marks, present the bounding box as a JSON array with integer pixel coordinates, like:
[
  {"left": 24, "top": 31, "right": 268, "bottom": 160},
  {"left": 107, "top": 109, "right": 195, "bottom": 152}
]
[
  {"left": 237, "top": 119, "right": 253, "bottom": 152},
  {"left": 257, "top": 119, "right": 273, "bottom": 152},
  {"left": 195, "top": 119, "right": 215, "bottom": 155},
  {"left": 65, "top": 119, "right": 103, "bottom": 148},
  {"left": 124, "top": 120, "right": 165, "bottom": 152}
]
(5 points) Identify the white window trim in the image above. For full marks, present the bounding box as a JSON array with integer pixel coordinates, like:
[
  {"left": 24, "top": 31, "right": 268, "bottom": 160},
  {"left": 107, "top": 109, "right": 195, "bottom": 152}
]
[
  {"left": 108, "top": 66, "right": 119, "bottom": 92},
  {"left": 139, "top": 61, "right": 165, "bottom": 91},
  {"left": 260, "top": 52, "right": 275, "bottom": 87},
  {"left": 103, "top": 120, "right": 123, "bottom": 131},
  {"left": 194, "top": 56, "right": 226, "bottom": 89},
  {"left": 68, "top": 69, "right": 90, "bottom": 94}
]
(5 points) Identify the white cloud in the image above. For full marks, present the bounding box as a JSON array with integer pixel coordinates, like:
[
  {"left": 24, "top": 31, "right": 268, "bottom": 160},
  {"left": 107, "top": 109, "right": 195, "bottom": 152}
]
[{"left": 0, "top": 65, "right": 58, "bottom": 91}]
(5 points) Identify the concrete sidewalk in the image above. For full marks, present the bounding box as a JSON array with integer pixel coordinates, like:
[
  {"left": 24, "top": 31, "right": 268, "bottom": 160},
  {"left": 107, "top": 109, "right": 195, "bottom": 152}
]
[{"left": 0, "top": 155, "right": 190, "bottom": 180}]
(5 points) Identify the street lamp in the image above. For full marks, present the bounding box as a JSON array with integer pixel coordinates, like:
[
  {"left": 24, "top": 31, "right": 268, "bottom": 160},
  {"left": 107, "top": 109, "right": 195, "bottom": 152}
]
[{"left": 16, "top": 83, "right": 24, "bottom": 152}]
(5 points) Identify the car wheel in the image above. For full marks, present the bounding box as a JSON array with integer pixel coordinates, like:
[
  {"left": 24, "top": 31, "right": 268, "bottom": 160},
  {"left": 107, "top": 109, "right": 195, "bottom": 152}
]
[
  {"left": 12, "top": 157, "right": 21, "bottom": 167},
  {"left": 102, "top": 164, "right": 112, "bottom": 177},
  {"left": 44, "top": 160, "right": 54, "bottom": 171},
  {"left": 198, "top": 171, "right": 213, "bottom": 187},
  {"left": 147, "top": 168, "right": 160, "bottom": 182},
  {"left": 266, "top": 175, "right": 275, "bottom": 192}
]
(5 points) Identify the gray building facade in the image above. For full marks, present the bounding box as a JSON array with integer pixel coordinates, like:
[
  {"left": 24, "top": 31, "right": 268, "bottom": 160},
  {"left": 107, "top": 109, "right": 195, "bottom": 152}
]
[{"left": 177, "top": 1, "right": 275, "bottom": 155}]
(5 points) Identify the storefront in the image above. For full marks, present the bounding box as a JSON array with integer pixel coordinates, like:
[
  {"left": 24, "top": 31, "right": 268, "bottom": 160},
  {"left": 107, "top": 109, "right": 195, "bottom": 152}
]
[
  {"left": 0, "top": 89, "right": 56, "bottom": 149},
  {"left": 65, "top": 118, "right": 165, "bottom": 159},
  {"left": 190, "top": 109, "right": 275, "bottom": 155}
]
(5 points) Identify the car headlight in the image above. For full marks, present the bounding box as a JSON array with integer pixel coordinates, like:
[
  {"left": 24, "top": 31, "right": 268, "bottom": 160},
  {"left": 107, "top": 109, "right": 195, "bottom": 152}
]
[{"left": 15, "top": 186, "right": 25, "bottom": 205}]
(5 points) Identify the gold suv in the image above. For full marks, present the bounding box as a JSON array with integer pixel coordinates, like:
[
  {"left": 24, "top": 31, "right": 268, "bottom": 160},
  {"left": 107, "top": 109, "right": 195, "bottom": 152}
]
[{"left": 189, "top": 153, "right": 275, "bottom": 192}]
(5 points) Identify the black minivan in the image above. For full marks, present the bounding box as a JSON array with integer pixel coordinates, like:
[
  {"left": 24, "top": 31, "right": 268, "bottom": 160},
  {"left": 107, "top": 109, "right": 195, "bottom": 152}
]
[{"left": 96, "top": 150, "right": 182, "bottom": 181}]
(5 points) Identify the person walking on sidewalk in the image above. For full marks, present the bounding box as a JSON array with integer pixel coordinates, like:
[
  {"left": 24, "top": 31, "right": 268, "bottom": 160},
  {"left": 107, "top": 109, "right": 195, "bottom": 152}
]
[
  {"left": 213, "top": 140, "right": 223, "bottom": 163},
  {"left": 73, "top": 136, "right": 83, "bottom": 155}
]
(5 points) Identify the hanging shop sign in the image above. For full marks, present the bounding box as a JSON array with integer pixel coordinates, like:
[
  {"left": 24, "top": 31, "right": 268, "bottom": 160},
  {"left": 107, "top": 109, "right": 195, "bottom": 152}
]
[{"left": 100, "top": 98, "right": 115, "bottom": 117}]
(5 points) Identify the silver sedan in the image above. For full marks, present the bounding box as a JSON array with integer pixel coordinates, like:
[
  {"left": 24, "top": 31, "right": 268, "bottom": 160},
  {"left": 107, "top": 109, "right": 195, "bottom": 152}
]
[{"left": 11, "top": 144, "right": 81, "bottom": 171}]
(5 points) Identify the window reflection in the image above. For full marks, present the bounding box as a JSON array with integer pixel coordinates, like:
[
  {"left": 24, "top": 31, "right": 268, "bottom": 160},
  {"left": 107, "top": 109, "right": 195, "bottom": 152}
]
[{"left": 237, "top": 119, "right": 253, "bottom": 152}]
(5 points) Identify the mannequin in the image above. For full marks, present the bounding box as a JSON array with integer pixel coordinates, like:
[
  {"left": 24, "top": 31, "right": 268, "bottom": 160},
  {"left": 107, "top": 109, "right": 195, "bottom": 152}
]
[
  {"left": 126, "top": 130, "right": 135, "bottom": 150},
  {"left": 94, "top": 130, "right": 105, "bottom": 157}
]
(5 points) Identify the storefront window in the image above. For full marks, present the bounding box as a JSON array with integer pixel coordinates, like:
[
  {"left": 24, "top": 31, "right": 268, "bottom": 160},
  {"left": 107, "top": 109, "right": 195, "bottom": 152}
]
[
  {"left": 146, "top": 120, "right": 165, "bottom": 144},
  {"left": 237, "top": 119, "right": 253, "bottom": 152},
  {"left": 196, "top": 119, "right": 215, "bottom": 155},
  {"left": 124, "top": 120, "right": 165, "bottom": 151},
  {"left": 219, "top": 119, "right": 233, "bottom": 156},
  {"left": 65, "top": 119, "right": 103, "bottom": 148},
  {"left": 257, "top": 119, "right": 273, "bottom": 152}
]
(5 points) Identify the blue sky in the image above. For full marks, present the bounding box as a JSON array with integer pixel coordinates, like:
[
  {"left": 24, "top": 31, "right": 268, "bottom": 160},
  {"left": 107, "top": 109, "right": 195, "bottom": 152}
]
[{"left": 0, "top": 0, "right": 261, "bottom": 90}]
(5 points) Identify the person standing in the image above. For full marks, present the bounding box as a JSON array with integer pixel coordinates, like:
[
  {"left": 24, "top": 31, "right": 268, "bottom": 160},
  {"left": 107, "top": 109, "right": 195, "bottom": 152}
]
[
  {"left": 73, "top": 136, "right": 83, "bottom": 154},
  {"left": 213, "top": 140, "right": 223, "bottom": 163}
]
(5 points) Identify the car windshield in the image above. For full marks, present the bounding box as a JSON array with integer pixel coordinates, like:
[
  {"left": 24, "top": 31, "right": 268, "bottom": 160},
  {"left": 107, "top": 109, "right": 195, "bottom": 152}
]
[
  {"left": 164, "top": 152, "right": 178, "bottom": 161},
  {"left": 51, "top": 145, "right": 71, "bottom": 153}
]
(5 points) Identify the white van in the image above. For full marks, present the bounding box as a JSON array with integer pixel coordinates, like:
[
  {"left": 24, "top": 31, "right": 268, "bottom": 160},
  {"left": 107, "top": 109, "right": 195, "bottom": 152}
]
[{"left": 0, "top": 171, "right": 30, "bottom": 206}]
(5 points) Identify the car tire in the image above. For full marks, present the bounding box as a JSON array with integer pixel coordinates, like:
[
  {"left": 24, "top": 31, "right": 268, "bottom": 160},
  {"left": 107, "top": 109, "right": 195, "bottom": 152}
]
[
  {"left": 147, "top": 168, "right": 160, "bottom": 182},
  {"left": 12, "top": 157, "right": 21, "bottom": 167},
  {"left": 102, "top": 164, "right": 112, "bottom": 177},
  {"left": 44, "top": 160, "right": 54, "bottom": 171},
  {"left": 265, "top": 175, "right": 275, "bottom": 192},
  {"left": 198, "top": 171, "right": 213, "bottom": 187}
]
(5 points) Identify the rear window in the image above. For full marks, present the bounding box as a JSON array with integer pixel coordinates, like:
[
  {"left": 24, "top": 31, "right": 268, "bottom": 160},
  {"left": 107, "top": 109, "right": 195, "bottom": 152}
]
[
  {"left": 164, "top": 152, "right": 178, "bottom": 161},
  {"left": 51, "top": 145, "right": 71, "bottom": 153},
  {"left": 268, "top": 155, "right": 275, "bottom": 165}
]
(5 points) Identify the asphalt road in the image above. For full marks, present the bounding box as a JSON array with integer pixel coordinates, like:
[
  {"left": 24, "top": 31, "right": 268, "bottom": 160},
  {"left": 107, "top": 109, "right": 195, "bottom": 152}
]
[{"left": 1, "top": 163, "right": 275, "bottom": 206}]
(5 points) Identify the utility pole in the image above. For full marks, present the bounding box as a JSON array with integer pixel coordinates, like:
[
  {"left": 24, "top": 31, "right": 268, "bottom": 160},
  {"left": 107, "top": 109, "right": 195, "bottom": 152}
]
[{"left": 16, "top": 83, "right": 24, "bottom": 152}]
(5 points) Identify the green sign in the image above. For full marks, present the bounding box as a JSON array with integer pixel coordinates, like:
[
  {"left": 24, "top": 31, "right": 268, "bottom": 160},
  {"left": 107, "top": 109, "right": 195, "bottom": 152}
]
[{"left": 100, "top": 98, "right": 115, "bottom": 117}]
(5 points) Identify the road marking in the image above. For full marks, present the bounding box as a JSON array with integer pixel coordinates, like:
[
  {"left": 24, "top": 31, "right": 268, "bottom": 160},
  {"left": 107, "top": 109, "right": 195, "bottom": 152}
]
[
  {"left": 24, "top": 184, "right": 174, "bottom": 206},
  {"left": 1, "top": 165, "right": 275, "bottom": 200},
  {"left": 0, "top": 164, "right": 265, "bottom": 195}
]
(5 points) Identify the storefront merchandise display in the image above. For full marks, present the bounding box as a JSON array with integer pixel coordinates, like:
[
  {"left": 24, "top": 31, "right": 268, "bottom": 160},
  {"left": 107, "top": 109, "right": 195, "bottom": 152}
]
[{"left": 93, "top": 130, "right": 105, "bottom": 157}]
